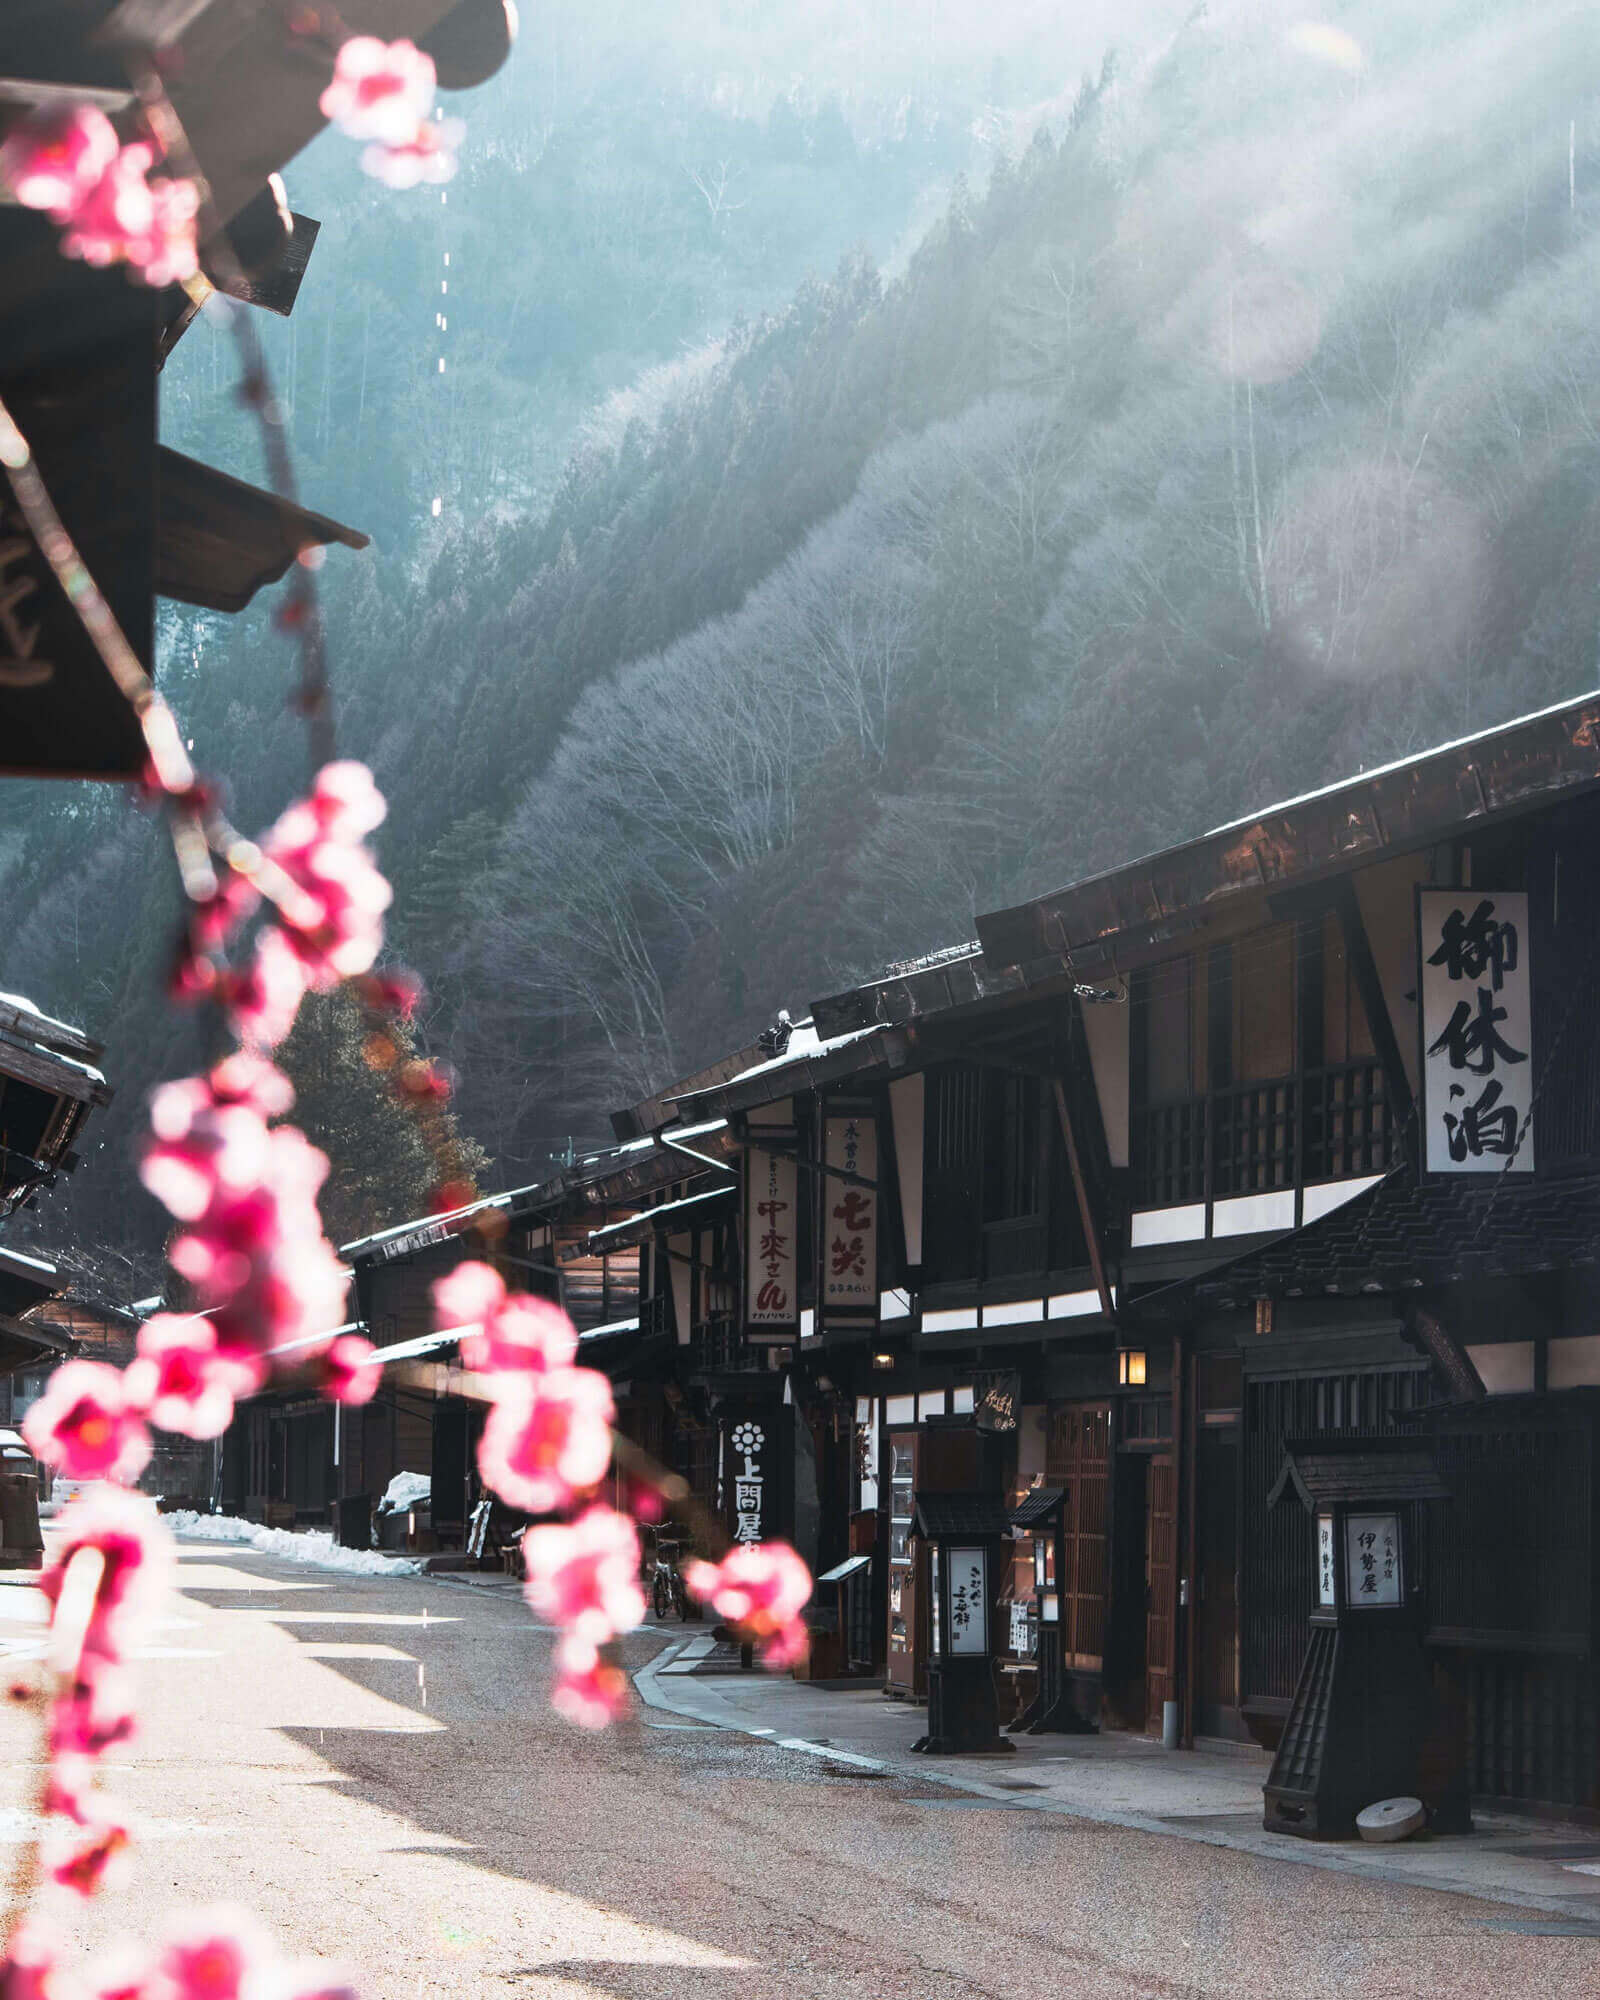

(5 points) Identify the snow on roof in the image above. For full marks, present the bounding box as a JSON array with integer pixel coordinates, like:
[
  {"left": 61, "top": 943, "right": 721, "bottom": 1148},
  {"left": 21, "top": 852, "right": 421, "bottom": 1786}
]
[
  {"left": 663, "top": 1020, "right": 884, "bottom": 1101},
  {"left": 1201, "top": 688, "right": 1600, "bottom": 842},
  {"left": 579, "top": 1314, "right": 641, "bottom": 1342},
  {"left": 0, "top": 1246, "right": 57, "bottom": 1281}
]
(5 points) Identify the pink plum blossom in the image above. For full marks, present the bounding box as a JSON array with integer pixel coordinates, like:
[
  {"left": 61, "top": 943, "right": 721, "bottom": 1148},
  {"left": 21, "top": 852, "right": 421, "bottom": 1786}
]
[
  {"left": 223, "top": 926, "right": 308, "bottom": 1051},
  {"left": 154, "top": 1910, "right": 272, "bottom": 2000},
  {"left": 684, "top": 1542, "right": 813, "bottom": 1668},
  {"left": 549, "top": 1635, "right": 629, "bottom": 1730},
  {"left": 50, "top": 1661, "right": 140, "bottom": 1759},
  {"left": 318, "top": 1334, "right": 379, "bottom": 1407},
  {"left": 0, "top": 105, "right": 199, "bottom": 286},
  {"left": 0, "top": 1919, "right": 65, "bottom": 2000},
  {"left": 522, "top": 1504, "right": 644, "bottom": 1647},
  {"left": 319, "top": 38, "right": 436, "bottom": 146},
  {"left": 83, "top": 1942, "right": 158, "bottom": 2000},
  {"left": 23, "top": 1361, "right": 151, "bottom": 1484},
  {"left": 260, "top": 764, "right": 391, "bottom": 990},
  {"left": 125, "top": 1315, "right": 237, "bottom": 1440},
  {"left": 0, "top": 105, "right": 119, "bottom": 218},
  {"left": 477, "top": 1367, "right": 613, "bottom": 1515},
  {"left": 433, "top": 1263, "right": 578, "bottom": 1376},
  {"left": 46, "top": 1797, "right": 132, "bottom": 1897},
  {"left": 40, "top": 1486, "right": 171, "bottom": 1667},
  {"left": 142, "top": 1066, "right": 346, "bottom": 1388},
  {"left": 363, "top": 119, "right": 462, "bottom": 189},
  {"left": 59, "top": 141, "right": 197, "bottom": 287}
]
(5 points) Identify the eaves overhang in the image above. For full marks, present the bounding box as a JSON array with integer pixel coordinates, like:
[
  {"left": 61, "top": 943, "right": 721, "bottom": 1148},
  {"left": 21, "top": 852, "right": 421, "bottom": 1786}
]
[{"left": 977, "top": 690, "right": 1600, "bottom": 977}]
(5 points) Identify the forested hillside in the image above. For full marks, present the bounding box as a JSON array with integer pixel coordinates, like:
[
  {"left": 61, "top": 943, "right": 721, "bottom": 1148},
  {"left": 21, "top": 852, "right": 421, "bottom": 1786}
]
[{"left": 8, "top": 0, "right": 1600, "bottom": 1275}]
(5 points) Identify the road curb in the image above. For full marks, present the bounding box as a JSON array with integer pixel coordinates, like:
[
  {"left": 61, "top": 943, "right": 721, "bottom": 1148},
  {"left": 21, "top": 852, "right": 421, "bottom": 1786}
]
[{"left": 630, "top": 1648, "right": 1600, "bottom": 1924}]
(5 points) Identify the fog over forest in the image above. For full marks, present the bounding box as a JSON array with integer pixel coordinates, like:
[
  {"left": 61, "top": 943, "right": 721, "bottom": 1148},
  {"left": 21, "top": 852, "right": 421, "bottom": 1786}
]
[{"left": 6, "top": 0, "right": 1600, "bottom": 1283}]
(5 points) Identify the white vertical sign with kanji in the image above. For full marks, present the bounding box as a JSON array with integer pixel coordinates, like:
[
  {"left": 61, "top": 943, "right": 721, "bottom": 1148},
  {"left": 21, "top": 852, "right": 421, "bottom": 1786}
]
[
  {"left": 1343, "top": 1512, "right": 1402, "bottom": 1607},
  {"left": 745, "top": 1146, "right": 798, "bottom": 1333},
  {"left": 947, "top": 1546, "right": 987, "bottom": 1655},
  {"left": 1419, "top": 889, "right": 1534, "bottom": 1174},
  {"left": 728, "top": 1419, "right": 766, "bottom": 1545},
  {"left": 1316, "top": 1514, "right": 1336, "bottom": 1607},
  {"left": 823, "top": 1111, "right": 877, "bottom": 1312}
]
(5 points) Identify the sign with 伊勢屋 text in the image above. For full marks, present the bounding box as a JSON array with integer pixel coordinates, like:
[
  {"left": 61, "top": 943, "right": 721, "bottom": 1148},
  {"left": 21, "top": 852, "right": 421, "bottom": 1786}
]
[
  {"left": 1419, "top": 890, "right": 1534, "bottom": 1175},
  {"left": 823, "top": 1110, "right": 877, "bottom": 1314},
  {"left": 744, "top": 1145, "right": 798, "bottom": 1336},
  {"left": 1343, "top": 1512, "right": 1402, "bottom": 1608}
]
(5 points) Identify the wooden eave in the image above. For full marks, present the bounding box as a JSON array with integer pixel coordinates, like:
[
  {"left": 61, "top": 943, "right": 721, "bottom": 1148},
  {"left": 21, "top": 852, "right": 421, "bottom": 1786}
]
[
  {"left": 977, "top": 690, "right": 1600, "bottom": 977},
  {"left": 157, "top": 447, "right": 367, "bottom": 613}
]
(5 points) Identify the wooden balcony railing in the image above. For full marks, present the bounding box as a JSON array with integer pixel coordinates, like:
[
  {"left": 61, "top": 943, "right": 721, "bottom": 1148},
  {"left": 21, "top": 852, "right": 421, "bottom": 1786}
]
[{"left": 1132, "top": 1060, "right": 1395, "bottom": 1211}]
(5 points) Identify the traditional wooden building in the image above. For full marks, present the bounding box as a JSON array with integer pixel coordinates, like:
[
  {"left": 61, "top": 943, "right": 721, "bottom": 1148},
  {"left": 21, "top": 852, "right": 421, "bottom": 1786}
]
[{"left": 785, "top": 689, "right": 1600, "bottom": 1812}]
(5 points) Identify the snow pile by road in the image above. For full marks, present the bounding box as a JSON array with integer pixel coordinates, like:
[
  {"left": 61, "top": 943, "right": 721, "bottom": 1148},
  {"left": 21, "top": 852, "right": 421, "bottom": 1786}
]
[
  {"left": 165, "top": 1511, "right": 425, "bottom": 1577},
  {"left": 377, "top": 1471, "right": 431, "bottom": 1516}
]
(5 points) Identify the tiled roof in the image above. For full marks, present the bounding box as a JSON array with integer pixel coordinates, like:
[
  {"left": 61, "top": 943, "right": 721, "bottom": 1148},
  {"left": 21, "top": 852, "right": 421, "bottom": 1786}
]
[{"left": 1177, "top": 1167, "right": 1600, "bottom": 1307}]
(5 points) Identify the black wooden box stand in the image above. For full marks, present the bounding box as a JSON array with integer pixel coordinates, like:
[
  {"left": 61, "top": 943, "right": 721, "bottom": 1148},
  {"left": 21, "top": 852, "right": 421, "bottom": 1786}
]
[
  {"left": 1264, "top": 1604, "right": 1433, "bottom": 1838},
  {"left": 913, "top": 1658, "right": 1015, "bottom": 1756}
]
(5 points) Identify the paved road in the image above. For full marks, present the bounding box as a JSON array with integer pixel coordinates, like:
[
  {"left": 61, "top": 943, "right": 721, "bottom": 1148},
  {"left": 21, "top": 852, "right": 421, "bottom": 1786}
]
[{"left": 1, "top": 1541, "right": 1595, "bottom": 1999}]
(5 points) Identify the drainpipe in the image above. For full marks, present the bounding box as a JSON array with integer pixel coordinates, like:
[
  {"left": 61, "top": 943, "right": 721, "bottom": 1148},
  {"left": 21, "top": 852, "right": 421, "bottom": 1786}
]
[{"left": 1166, "top": 1327, "right": 1186, "bottom": 1752}]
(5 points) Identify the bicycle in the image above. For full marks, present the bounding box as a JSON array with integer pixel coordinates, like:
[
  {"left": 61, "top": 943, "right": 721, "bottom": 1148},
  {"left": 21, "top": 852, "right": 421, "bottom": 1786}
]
[{"left": 647, "top": 1528, "right": 690, "bottom": 1620}]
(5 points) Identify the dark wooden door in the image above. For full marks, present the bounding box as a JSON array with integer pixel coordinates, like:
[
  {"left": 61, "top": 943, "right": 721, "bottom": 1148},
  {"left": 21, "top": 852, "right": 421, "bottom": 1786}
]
[
  {"left": 1048, "top": 1403, "right": 1111, "bottom": 1670},
  {"left": 1196, "top": 1425, "right": 1240, "bottom": 1736},
  {"left": 1145, "top": 1451, "right": 1177, "bottom": 1732}
]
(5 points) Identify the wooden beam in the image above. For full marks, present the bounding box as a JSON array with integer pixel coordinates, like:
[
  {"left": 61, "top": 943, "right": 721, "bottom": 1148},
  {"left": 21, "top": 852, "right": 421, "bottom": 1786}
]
[
  {"left": 1331, "top": 877, "right": 1416, "bottom": 1145},
  {"left": 1409, "top": 1305, "right": 1487, "bottom": 1402},
  {"left": 1051, "top": 1077, "right": 1115, "bottom": 1322}
]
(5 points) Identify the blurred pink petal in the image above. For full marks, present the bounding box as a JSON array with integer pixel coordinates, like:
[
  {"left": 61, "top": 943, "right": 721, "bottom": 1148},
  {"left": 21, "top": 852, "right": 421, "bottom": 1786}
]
[
  {"left": 549, "top": 1636, "right": 629, "bottom": 1730},
  {"left": 683, "top": 1542, "right": 812, "bottom": 1667},
  {"left": 477, "top": 1368, "right": 613, "bottom": 1515},
  {"left": 0, "top": 105, "right": 119, "bottom": 218},
  {"left": 125, "top": 1315, "right": 236, "bottom": 1440},
  {"left": 319, "top": 1334, "right": 379, "bottom": 1407},
  {"left": 523, "top": 1504, "right": 644, "bottom": 1647},
  {"left": 319, "top": 38, "right": 435, "bottom": 147},
  {"left": 23, "top": 1360, "right": 150, "bottom": 1484}
]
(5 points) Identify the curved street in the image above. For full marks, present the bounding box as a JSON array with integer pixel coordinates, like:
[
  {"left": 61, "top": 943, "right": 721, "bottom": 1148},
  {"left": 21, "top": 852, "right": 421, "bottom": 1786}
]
[{"left": 2, "top": 1538, "right": 1595, "bottom": 1998}]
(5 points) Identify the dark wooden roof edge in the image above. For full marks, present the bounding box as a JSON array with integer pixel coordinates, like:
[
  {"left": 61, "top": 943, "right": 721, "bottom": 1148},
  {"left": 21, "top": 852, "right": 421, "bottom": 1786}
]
[
  {"left": 343, "top": 1127, "right": 743, "bottom": 1266},
  {"left": 1010, "top": 1484, "right": 1066, "bottom": 1527},
  {"left": 1267, "top": 1437, "right": 1452, "bottom": 1512},
  {"left": 0, "top": 1310, "right": 75, "bottom": 1359},
  {"left": 157, "top": 447, "right": 368, "bottom": 616},
  {"left": 913, "top": 1492, "right": 1014, "bottom": 1538},
  {"left": 810, "top": 948, "right": 1034, "bottom": 1044},
  {"left": 977, "top": 691, "right": 1600, "bottom": 975},
  {"left": 611, "top": 1035, "right": 773, "bottom": 1140}
]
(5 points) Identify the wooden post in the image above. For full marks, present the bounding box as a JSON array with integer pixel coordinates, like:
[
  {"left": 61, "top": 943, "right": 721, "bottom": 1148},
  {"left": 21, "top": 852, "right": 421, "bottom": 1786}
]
[
  {"left": 1052, "top": 1077, "right": 1115, "bottom": 1322},
  {"left": 1170, "top": 1327, "right": 1186, "bottom": 1749},
  {"left": 1183, "top": 1342, "right": 1199, "bottom": 1751},
  {"left": 1331, "top": 878, "right": 1416, "bottom": 1143}
]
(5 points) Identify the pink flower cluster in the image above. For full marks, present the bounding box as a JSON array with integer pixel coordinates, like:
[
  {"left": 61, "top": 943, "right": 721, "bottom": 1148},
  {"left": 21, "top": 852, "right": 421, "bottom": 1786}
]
[
  {"left": 220, "top": 764, "right": 392, "bottom": 1052},
  {"left": 4, "top": 1905, "right": 358, "bottom": 1999},
  {"left": 319, "top": 39, "right": 462, "bottom": 187},
  {"left": 523, "top": 1505, "right": 645, "bottom": 1727},
  {"left": 684, "top": 1544, "right": 813, "bottom": 1668},
  {"left": 434, "top": 1260, "right": 816, "bottom": 1722},
  {"left": 0, "top": 105, "right": 198, "bottom": 287},
  {"left": 27, "top": 1490, "right": 170, "bottom": 1902},
  {"left": 139, "top": 1054, "right": 346, "bottom": 1397},
  {"left": 434, "top": 1264, "right": 611, "bottom": 1516}
]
